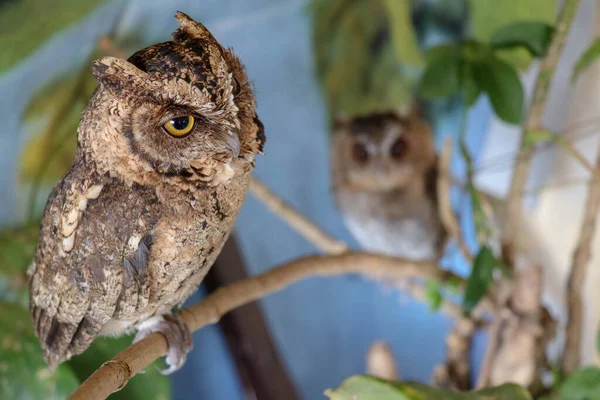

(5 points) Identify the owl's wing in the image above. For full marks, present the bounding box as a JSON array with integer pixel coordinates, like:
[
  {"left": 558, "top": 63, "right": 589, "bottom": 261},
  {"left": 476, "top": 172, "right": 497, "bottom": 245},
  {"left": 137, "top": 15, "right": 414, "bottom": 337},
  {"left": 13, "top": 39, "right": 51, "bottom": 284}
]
[{"left": 29, "top": 160, "right": 157, "bottom": 367}]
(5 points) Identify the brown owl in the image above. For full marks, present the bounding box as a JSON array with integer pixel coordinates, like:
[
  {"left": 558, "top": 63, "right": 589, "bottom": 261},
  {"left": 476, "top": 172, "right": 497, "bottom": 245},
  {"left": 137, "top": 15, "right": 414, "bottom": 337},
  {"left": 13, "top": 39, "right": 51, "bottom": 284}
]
[
  {"left": 28, "top": 12, "right": 265, "bottom": 373},
  {"left": 331, "top": 108, "right": 445, "bottom": 261}
]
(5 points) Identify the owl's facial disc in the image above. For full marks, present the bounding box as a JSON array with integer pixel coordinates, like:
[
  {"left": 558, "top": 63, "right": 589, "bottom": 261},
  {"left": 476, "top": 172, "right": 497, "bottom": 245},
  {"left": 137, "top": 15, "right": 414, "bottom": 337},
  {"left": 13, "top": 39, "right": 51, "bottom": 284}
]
[
  {"left": 91, "top": 12, "right": 264, "bottom": 183},
  {"left": 338, "top": 112, "right": 434, "bottom": 193}
]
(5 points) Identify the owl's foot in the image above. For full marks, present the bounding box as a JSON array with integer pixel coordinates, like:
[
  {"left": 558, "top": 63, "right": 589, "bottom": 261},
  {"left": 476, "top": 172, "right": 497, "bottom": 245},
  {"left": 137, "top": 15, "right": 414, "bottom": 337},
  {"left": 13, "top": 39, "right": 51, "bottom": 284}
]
[{"left": 134, "top": 314, "right": 193, "bottom": 375}]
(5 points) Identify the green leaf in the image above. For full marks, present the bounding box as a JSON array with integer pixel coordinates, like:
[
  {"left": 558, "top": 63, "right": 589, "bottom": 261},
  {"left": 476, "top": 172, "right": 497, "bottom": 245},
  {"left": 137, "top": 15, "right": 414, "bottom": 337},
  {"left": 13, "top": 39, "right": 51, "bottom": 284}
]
[
  {"left": 461, "top": 62, "right": 482, "bottom": 106},
  {"left": 0, "top": 0, "right": 107, "bottom": 73},
  {"left": 472, "top": 56, "right": 524, "bottom": 124},
  {"left": 559, "top": 366, "right": 600, "bottom": 400},
  {"left": 463, "top": 246, "right": 497, "bottom": 314},
  {"left": 0, "top": 302, "right": 79, "bottom": 400},
  {"left": 419, "top": 48, "right": 460, "bottom": 99},
  {"left": 468, "top": 0, "right": 557, "bottom": 69},
  {"left": 490, "top": 21, "right": 554, "bottom": 57},
  {"left": 68, "top": 335, "right": 171, "bottom": 400},
  {"left": 572, "top": 39, "right": 600, "bottom": 81},
  {"left": 324, "top": 376, "right": 413, "bottom": 400},
  {"left": 380, "top": 0, "right": 423, "bottom": 66},
  {"left": 425, "top": 279, "right": 443, "bottom": 312},
  {"left": 325, "top": 375, "right": 532, "bottom": 399}
]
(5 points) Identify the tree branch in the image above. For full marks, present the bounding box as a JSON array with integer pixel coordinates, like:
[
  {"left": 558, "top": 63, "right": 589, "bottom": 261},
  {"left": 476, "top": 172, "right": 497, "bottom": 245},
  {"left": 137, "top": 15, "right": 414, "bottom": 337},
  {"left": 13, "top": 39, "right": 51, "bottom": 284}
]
[
  {"left": 432, "top": 317, "right": 476, "bottom": 390},
  {"left": 502, "top": 0, "right": 581, "bottom": 265},
  {"left": 249, "top": 176, "right": 472, "bottom": 315},
  {"left": 561, "top": 141, "right": 600, "bottom": 374},
  {"left": 249, "top": 177, "right": 348, "bottom": 254},
  {"left": 70, "top": 252, "right": 449, "bottom": 400}
]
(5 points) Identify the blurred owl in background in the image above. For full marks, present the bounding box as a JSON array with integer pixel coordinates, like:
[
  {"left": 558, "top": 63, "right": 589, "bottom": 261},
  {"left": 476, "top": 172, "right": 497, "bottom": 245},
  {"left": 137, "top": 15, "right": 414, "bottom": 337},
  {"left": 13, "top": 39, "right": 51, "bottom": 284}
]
[{"left": 331, "top": 107, "right": 446, "bottom": 262}]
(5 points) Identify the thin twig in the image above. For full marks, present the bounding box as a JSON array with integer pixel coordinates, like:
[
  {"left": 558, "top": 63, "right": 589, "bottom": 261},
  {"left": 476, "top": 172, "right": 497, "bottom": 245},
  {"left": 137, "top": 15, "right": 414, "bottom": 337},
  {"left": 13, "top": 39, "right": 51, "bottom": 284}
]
[
  {"left": 249, "top": 177, "right": 348, "bottom": 254},
  {"left": 437, "top": 138, "right": 473, "bottom": 262},
  {"left": 70, "top": 252, "right": 449, "bottom": 400},
  {"left": 502, "top": 0, "right": 581, "bottom": 265},
  {"left": 557, "top": 136, "right": 600, "bottom": 181},
  {"left": 561, "top": 142, "right": 600, "bottom": 374}
]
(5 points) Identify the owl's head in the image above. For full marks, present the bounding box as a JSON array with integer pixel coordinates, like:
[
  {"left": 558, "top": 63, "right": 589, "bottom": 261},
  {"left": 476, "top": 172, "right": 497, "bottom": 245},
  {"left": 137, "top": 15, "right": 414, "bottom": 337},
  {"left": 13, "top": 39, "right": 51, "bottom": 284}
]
[
  {"left": 332, "top": 107, "right": 435, "bottom": 192},
  {"left": 84, "top": 12, "right": 264, "bottom": 187}
]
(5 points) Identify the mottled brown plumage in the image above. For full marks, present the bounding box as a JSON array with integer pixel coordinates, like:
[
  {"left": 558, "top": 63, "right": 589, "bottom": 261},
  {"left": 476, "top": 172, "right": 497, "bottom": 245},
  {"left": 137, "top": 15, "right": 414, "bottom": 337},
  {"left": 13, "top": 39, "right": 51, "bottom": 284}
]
[
  {"left": 29, "top": 12, "right": 264, "bottom": 372},
  {"left": 331, "top": 107, "right": 445, "bottom": 261}
]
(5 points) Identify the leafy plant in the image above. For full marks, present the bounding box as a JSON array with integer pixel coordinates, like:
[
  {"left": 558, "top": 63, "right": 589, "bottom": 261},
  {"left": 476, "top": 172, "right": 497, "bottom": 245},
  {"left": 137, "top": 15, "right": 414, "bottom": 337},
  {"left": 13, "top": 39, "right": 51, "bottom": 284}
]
[
  {"left": 467, "top": 0, "right": 556, "bottom": 69},
  {"left": 419, "top": 21, "right": 554, "bottom": 124},
  {"left": 0, "top": 302, "right": 80, "bottom": 400},
  {"left": 325, "top": 375, "right": 532, "bottom": 399},
  {"left": 558, "top": 366, "right": 600, "bottom": 400},
  {"left": 462, "top": 246, "right": 497, "bottom": 313}
]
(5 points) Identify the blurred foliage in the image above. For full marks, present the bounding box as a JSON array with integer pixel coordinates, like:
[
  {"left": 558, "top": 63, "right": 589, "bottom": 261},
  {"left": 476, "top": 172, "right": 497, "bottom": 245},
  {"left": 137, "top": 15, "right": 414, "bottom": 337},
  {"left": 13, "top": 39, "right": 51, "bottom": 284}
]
[
  {"left": 0, "top": 223, "right": 38, "bottom": 307},
  {"left": 325, "top": 375, "right": 532, "bottom": 399},
  {"left": 462, "top": 246, "right": 496, "bottom": 314},
  {"left": 558, "top": 367, "right": 600, "bottom": 400},
  {"left": 424, "top": 278, "right": 442, "bottom": 312},
  {"left": 20, "top": 69, "right": 97, "bottom": 186},
  {"left": 420, "top": 20, "right": 555, "bottom": 124},
  {"left": 0, "top": 0, "right": 107, "bottom": 73},
  {"left": 312, "top": 0, "right": 556, "bottom": 125},
  {"left": 572, "top": 39, "right": 600, "bottom": 81},
  {"left": 467, "top": 0, "right": 557, "bottom": 69},
  {"left": 310, "top": 0, "right": 418, "bottom": 117},
  {"left": 0, "top": 302, "right": 80, "bottom": 400}
]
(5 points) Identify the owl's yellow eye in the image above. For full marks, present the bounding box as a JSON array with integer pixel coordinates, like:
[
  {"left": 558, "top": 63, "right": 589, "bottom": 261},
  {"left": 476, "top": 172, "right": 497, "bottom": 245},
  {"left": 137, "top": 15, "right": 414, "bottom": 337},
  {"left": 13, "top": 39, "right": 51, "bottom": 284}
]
[{"left": 163, "top": 116, "right": 195, "bottom": 138}]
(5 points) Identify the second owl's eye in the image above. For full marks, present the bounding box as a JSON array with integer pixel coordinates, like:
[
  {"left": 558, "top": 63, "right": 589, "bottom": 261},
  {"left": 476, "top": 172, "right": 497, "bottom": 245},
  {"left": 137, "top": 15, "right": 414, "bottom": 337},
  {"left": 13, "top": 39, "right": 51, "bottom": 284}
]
[
  {"left": 163, "top": 116, "right": 196, "bottom": 138},
  {"left": 390, "top": 137, "right": 408, "bottom": 160},
  {"left": 351, "top": 141, "right": 369, "bottom": 164}
]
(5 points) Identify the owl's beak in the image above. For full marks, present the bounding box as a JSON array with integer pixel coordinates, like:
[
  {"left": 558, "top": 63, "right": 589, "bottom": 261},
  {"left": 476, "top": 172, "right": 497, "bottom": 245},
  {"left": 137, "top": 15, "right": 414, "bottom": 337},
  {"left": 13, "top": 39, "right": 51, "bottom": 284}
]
[{"left": 228, "top": 131, "right": 241, "bottom": 158}]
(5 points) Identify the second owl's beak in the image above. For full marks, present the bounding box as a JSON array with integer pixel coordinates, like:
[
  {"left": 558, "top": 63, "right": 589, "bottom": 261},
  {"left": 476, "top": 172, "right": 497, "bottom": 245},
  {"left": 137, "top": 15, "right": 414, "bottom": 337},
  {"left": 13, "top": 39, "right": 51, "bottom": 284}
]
[{"left": 228, "top": 131, "right": 241, "bottom": 158}]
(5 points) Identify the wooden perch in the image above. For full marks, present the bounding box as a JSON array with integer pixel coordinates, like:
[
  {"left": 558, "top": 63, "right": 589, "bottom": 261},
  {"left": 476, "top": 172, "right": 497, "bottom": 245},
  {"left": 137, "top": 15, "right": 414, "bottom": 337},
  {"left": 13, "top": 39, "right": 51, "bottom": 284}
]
[
  {"left": 249, "top": 176, "right": 474, "bottom": 317},
  {"left": 70, "top": 252, "right": 451, "bottom": 399},
  {"left": 476, "top": 266, "right": 544, "bottom": 388},
  {"left": 432, "top": 317, "right": 476, "bottom": 390},
  {"left": 205, "top": 236, "right": 299, "bottom": 399},
  {"left": 249, "top": 177, "right": 348, "bottom": 254}
]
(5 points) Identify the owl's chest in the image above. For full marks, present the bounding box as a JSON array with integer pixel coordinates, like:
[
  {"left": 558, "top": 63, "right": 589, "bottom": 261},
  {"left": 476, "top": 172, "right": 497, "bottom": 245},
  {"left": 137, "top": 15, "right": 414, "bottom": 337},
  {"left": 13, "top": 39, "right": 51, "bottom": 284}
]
[{"left": 337, "top": 189, "right": 440, "bottom": 261}]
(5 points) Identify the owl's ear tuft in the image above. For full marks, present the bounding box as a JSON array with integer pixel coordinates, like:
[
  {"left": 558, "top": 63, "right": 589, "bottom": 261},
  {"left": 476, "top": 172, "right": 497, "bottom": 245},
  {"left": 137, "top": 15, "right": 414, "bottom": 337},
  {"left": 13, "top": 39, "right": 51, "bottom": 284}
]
[
  {"left": 333, "top": 113, "right": 351, "bottom": 130},
  {"left": 174, "top": 11, "right": 216, "bottom": 42},
  {"left": 92, "top": 57, "right": 154, "bottom": 102}
]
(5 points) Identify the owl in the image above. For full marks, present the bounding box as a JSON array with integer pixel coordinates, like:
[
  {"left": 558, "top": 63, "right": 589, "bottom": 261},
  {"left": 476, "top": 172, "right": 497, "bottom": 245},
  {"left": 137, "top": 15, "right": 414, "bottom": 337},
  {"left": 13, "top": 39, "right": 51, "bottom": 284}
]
[
  {"left": 331, "top": 108, "right": 445, "bottom": 262},
  {"left": 28, "top": 12, "right": 265, "bottom": 373}
]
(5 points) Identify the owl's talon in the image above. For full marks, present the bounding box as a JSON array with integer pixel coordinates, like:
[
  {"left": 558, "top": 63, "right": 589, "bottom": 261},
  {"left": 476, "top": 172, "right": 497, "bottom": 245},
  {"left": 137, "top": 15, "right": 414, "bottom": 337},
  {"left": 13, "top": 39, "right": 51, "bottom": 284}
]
[{"left": 133, "top": 314, "right": 193, "bottom": 374}]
